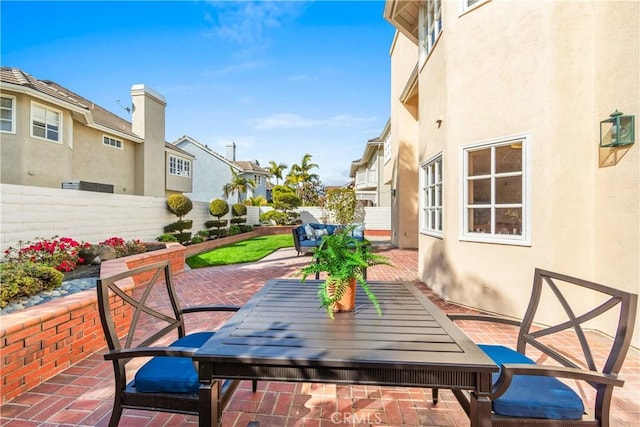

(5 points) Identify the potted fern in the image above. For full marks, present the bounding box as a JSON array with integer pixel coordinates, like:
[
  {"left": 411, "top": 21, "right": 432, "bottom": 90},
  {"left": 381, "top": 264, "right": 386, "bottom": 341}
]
[{"left": 299, "top": 227, "right": 392, "bottom": 319}]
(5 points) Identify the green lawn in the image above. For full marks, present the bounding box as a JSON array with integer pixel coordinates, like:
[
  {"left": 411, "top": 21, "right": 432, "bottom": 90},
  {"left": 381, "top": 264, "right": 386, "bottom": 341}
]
[{"left": 186, "top": 234, "right": 294, "bottom": 269}]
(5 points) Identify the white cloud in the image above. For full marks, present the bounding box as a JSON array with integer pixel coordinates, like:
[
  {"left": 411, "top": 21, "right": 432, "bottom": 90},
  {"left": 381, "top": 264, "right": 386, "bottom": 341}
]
[
  {"left": 250, "top": 113, "right": 376, "bottom": 130},
  {"left": 204, "top": 1, "right": 305, "bottom": 47}
]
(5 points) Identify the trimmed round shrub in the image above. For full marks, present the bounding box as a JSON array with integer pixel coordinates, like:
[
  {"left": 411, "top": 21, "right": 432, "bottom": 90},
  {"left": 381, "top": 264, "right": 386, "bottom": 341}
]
[
  {"left": 232, "top": 203, "right": 247, "bottom": 217},
  {"left": 167, "top": 194, "right": 193, "bottom": 219},
  {"left": 174, "top": 232, "right": 192, "bottom": 243},
  {"left": 230, "top": 217, "right": 246, "bottom": 224},
  {"left": 228, "top": 225, "right": 242, "bottom": 236},
  {"left": 164, "top": 220, "right": 193, "bottom": 233},
  {"left": 204, "top": 219, "right": 228, "bottom": 229},
  {"left": 209, "top": 199, "right": 229, "bottom": 218}
]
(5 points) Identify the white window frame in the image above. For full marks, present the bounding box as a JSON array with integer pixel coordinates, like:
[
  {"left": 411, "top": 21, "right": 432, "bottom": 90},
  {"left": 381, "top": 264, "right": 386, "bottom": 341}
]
[
  {"left": 383, "top": 130, "right": 391, "bottom": 164},
  {"left": 1, "top": 95, "right": 16, "bottom": 134},
  {"left": 169, "top": 155, "right": 191, "bottom": 178},
  {"left": 420, "top": 153, "right": 444, "bottom": 238},
  {"left": 459, "top": 133, "right": 532, "bottom": 246},
  {"left": 102, "top": 135, "right": 123, "bottom": 149},
  {"left": 30, "top": 102, "right": 62, "bottom": 143},
  {"left": 460, "top": 0, "right": 490, "bottom": 15},
  {"left": 418, "top": 0, "right": 443, "bottom": 66}
]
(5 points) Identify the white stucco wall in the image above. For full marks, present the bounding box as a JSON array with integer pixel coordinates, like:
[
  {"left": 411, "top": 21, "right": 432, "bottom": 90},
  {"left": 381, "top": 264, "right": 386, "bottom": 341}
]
[{"left": 0, "top": 184, "right": 261, "bottom": 252}]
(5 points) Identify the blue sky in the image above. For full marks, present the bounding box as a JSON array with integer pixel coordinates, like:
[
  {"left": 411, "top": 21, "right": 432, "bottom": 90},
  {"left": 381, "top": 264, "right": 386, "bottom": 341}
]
[{"left": 1, "top": 1, "right": 395, "bottom": 186}]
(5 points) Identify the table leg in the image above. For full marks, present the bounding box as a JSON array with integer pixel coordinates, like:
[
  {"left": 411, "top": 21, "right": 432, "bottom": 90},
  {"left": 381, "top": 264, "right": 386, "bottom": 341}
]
[
  {"left": 469, "top": 371, "right": 493, "bottom": 427},
  {"left": 469, "top": 391, "right": 492, "bottom": 427},
  {"left": 199, "top": 379, "right": 221, "bottom": 427}
]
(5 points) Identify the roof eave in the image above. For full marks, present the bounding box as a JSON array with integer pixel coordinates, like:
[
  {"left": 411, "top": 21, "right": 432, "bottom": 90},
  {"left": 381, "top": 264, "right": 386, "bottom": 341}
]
[{"left": 384, "top": 0, "right": 419, "bottom": 45}]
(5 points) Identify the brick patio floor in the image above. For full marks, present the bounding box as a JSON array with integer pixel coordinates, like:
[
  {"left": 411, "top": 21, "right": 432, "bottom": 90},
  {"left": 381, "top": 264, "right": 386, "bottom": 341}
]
[{"left": 1, "top": 244, "right": 638, "bottom": 426}]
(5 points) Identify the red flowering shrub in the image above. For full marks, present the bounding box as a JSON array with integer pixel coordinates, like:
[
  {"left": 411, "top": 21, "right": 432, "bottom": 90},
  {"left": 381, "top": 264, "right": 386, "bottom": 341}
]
[
  {"left": 3, "top": 236, "right": 89, "bottom": 272},
  {"left": 99, "top": 237, "right": 146, "bottom": 258}
]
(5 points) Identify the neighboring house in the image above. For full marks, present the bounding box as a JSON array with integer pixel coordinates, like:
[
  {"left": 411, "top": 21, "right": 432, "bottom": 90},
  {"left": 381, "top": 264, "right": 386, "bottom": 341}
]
[
  {"left": 384, "top": 1, "right": 639, "bottom": 345},
  {"left": 172, "top": 137, "right": 268, "bottom": 203},
  {"left": 0, "top": 67, "right": 193, "bottom": 197},
  {"left": 349, "top": 120, "right": 392, "bottom": 207}
]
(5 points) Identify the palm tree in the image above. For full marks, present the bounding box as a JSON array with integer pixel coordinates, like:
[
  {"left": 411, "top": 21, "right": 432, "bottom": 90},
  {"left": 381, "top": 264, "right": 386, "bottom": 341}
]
[
  {"left": 287, "top": 154, "right": 320, "bottom": 205},
  {"left": 287, "top": 153, "right": 319, "bottom": 187},
  {"left": 266, "top": 161, "right": 288, "bottom": 185},
  {"left": 223, "top": 167, "right": 256, "bottom": 202}
]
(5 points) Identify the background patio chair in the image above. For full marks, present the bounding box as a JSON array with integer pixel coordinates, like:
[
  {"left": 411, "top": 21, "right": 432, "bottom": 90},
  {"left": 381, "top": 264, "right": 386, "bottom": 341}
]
[
  {"left": 435, "top": 268, "right": 637, "bottom": 427},
  {"left": 97, "top": 260, "right": 256, "bottom": 426}
]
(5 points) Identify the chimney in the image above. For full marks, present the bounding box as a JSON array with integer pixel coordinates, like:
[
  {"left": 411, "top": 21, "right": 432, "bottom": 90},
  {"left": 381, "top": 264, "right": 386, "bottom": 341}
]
[
  {"left": 226, "top": 142, "right": 236, "bottom": 161},
  {"left": 130, "top": 84, "right": 167, "bottom": 197}
]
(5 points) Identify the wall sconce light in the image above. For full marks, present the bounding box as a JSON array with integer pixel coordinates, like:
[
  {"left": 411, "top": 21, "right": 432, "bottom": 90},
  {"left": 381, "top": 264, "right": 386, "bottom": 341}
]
[
  {"left": 600, "top": 110, "right": 635, "bottom": 147},
  {"left": 391, "top": 188, "right": 396, "bottom": 197}
]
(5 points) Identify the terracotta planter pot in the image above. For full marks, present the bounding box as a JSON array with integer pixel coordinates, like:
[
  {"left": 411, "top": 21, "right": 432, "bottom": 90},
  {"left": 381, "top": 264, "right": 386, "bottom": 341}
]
[{"left": 328, "top": 277, "right": 357, "bottom": 312}]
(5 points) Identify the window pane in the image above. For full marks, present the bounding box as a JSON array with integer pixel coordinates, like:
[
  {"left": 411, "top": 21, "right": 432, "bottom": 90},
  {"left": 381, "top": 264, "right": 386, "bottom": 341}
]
[
  {"left": 1, "top": 121, "right": 11, "bottom": 131},
  {"left": 468, "top": 208, "right": 491, "bottom": 233},
  {"left": 496, "top": 144, "right": 522, "bottom": 173},
  {"left": 1, "top": 97, "right": 12, "bottom": 108},
  {"left": 33, "top": 122, "right": 45, "bottom": 138},
  {"left": 33, "top": 107, "right": 45, "bottom": 122},
  {"left": 496, "top": 208, "right": 522, "bottom": 235},
  {"left": 47, "top": 128, "right": 59, "bottom": 141},
  {"left": 1, "top": 109, "right": 11, "bottom": 120},
  {"left": 468, "top": 178, "right": 491, "bottom": 204},
  {"left": 495, "top": 176, "right": 522, "bottom": 204},
  {"left": 468, "top": 148, "right": 491, "bottom": 176}
]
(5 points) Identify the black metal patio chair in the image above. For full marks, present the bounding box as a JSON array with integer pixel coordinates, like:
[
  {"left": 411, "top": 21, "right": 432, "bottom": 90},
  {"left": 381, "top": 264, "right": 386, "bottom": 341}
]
[{"left": 96, "top": 260, "right": 256, "bottom": 426}]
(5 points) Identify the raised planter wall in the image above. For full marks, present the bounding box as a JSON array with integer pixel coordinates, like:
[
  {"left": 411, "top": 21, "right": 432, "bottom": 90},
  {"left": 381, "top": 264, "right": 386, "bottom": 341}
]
[{"left": 0, "top": 243, "right": 186, "bottom": 403}]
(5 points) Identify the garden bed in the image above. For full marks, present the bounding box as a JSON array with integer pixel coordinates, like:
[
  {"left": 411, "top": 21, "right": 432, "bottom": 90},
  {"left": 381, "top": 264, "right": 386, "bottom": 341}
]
[{"left": 0, "top": 243, "right": 185, "bottom": 404}]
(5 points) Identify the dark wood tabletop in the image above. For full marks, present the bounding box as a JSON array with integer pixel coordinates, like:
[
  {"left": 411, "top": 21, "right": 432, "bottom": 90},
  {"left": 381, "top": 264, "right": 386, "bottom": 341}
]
[{"left": 195, "top": 279, "right": 497, "bottom": 426}]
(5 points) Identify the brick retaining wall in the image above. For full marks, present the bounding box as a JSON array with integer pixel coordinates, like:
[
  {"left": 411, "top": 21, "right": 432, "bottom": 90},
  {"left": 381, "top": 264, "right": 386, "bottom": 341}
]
[{"left": 0, "top": 243, "right": 185, "bottom": 403}]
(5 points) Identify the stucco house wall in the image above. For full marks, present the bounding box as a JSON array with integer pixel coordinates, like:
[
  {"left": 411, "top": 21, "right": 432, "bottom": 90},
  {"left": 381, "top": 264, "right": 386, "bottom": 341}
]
[
  {"left": 172, "top": 136, "right": 236, "bottom": 202},
  {"left": 0, "top": 68, "right": 191, "bottom": 198},
  {"left": 388, "top": 31, "right": 419, "bottom": 248},
  {"left": 173, "top": 136, "right": 268, "bottom": 203},
  {"left": 385, "top": 0, "right": 639, "bottom": 346}
]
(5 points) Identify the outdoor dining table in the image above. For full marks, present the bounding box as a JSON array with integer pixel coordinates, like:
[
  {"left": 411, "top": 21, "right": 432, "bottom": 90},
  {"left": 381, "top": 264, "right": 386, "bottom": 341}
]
[{"left": 194, "top": 279, "right": 498, "bottom": 427}]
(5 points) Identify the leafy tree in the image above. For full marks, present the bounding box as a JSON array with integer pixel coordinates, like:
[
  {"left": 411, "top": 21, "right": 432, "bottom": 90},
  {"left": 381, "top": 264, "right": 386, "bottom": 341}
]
[
  {"left": 271, "top": 185, "right": 301, "bottom": 224},
  {"left": 266, "top": 161, "right": 288, "bottom": 185},
  {"left": 325, "top": 188, "right": 356, "bottom": 225},
  {"left": 298, "top": 180, "right": 325, "bottom": 206},
  {"left": 223, "top": 167, "right": 256, "bottom": 202}
]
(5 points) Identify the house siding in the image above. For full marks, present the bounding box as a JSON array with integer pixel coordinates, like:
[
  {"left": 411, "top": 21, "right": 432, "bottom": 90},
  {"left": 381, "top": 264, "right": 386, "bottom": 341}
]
[{"left": 386, "top": 0, "right": 639, "bottom": 346}]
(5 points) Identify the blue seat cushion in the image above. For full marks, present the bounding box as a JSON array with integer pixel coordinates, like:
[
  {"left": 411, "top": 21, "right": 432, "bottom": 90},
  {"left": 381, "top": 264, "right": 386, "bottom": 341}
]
[
  {"left": 135, "top": 331, "right": 214, "bottom": 393},
  {"left": 299, "top": 239, "right": 318, "bottom": 247},
  {"left": 479, "top": 344, "right": 585, "bottom": 420}
]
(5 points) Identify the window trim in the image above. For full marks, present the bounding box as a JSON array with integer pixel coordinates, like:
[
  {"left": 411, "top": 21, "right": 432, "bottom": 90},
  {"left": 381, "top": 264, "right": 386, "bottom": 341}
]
[
  {"left": 460, "top": 0, "right": 490, "bottom": 16},
  {"left": 459, "top": 133, "right": 532, "bottom": 246},
  {"left": 169, "top": 155, "right": 191, "bottom": 178},
  {"left": 418, "top": 0, "right": 443, "bottom": 66},
  {"left": 420, "top": 152, "right": 444, "bottom": 238},
  {"left": 1, "top": 95, "right": 16, "bottom": 134},
  {"left": 30, "top": 101, "right": 62, "bottom": 143},
  {"left": 102, "top": 135, "right": 123, "bottom": 150}
]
